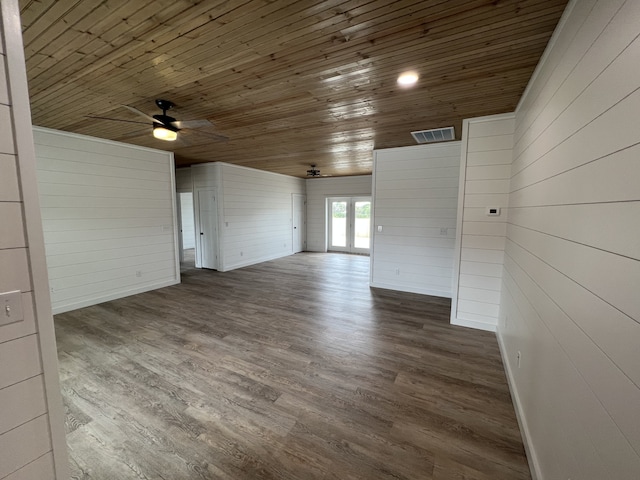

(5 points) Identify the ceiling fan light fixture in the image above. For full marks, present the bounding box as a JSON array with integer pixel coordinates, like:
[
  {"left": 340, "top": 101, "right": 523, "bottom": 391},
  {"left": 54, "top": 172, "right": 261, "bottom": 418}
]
[
  {"left": 397, "top": 71, "right": 419, "bottom": 87},
  {"left": 153, "top": 124, "right": 178, "bottom": 141}
]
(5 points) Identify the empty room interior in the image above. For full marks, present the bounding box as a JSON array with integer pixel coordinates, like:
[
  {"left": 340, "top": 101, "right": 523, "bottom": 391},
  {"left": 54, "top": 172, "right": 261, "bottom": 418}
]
[{"left": 1, "top": 0, "right": 639, "bottom": 479}]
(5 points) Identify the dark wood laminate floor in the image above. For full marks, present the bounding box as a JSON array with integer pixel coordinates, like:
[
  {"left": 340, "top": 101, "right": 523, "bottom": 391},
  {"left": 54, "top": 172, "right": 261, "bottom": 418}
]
[{"left": 55, "top": 252, "right": 531, "bottom": 480}]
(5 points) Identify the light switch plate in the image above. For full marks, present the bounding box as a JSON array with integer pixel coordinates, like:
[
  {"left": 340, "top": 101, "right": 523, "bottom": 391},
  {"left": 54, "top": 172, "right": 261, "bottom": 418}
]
[{"left": 0, "top": 290, "right": 23, "bottom": 326}]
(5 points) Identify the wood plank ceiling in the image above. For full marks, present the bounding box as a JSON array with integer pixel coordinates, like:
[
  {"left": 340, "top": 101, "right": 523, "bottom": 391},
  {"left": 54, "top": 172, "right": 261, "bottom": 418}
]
[{"left": 20, "top": 0, "right": 569, "bottom": 178}]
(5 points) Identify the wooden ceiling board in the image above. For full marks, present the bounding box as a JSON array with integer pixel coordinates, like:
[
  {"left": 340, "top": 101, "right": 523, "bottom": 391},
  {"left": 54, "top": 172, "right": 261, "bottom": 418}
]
[{"left": 20, "top": 0, "right": 569, "bottom": 178}]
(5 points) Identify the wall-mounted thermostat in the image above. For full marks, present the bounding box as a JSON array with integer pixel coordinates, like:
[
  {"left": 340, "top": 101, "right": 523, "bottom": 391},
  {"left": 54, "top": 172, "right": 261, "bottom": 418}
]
[{"left": 486, "top": 207, "right": 501, "bottom": 216}]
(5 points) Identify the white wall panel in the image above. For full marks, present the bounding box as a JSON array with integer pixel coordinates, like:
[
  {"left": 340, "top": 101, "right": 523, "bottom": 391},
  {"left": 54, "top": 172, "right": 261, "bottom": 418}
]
[
  {"left": 451, "top": 113, "right": 514, "bottom": 332},
  {"left": 220, "top": 164, "right": 305, "bottom": 270},
  {"left": 0, "top": 4, "right": 68, "bottom": 477},
  {"left": 371, "top": 143, "right": 460, "bottom": 298},
  {"left": 33, "top": 127, "right": 180, "bottom": 314},
  {"left": 499, "top": 1, "right": 640, "bottom": 478},
  {"left": 306, "top": 176, "right": 372, "bottom": 252},
  {"left": 191, "top": 163, "right": 305, "bottom": 270},
  {"left": 175, "top": 167, "right": 192, "bottom": 191}
]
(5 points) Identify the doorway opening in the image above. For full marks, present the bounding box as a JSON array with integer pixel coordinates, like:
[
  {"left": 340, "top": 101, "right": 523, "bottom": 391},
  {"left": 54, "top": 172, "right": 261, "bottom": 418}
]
[
  {"left": 178, "top": 192, "right": 196, "bottom": 266},
  {"left": 327, "top": 197, "right": 371, "bottom": 254}
]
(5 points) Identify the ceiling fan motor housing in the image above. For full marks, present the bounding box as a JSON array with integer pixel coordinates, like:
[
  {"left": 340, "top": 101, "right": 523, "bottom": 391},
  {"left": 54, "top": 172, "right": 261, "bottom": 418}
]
[{"left": 153, "top": 114, "right": 178, "bottom": 131}]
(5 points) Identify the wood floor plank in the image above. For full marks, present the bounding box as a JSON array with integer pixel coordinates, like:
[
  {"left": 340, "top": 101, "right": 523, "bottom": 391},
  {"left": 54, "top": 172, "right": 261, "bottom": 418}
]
[{"left": 55, "top": 252, "right": 530, "bottom": 479}]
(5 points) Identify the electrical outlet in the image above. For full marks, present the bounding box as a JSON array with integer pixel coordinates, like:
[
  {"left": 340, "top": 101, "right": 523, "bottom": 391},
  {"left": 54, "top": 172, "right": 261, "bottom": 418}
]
[{"left": 440, "top": 227, "right": 448, "bottom": 236}]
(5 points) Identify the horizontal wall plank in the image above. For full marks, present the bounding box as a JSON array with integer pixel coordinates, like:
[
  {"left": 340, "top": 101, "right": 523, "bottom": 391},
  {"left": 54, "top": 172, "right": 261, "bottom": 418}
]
[
  {"left": 0, "top": 376, "right": 47, "bottom": 435},
  {"left": 467, "top": 149, "right": 513, "bottom": 166},
  {"left": 460, "top": 260, "right": 504, "bottom": 278},
  {"left": 461, "top": 235, "right": 506, "bottom": 250},
  {"left": 467, "top": 134, "right": 513, "bottom": 152},
  {"left": 508, "top": 224, "right": 639, "bottom": 321},
  {"left": 464, "top": 179, "right": 510, "bottom": 194},
  {"left": 0, "top": 248, "right": 31, "bottom": 293},
  {"left": 461, "top": 247, "right": 505, "bottom": 264},
  {"left": 0, "top": 335, "right": 42, "bottom": 390},
  {"left": 0, "top": 415, "right": 51, "bottom": 479},
  {"left": 0, "top": 203, "right": 26, "bottom": 248},
  {"left": 0, "top": 105, "right": 15, "bottom": 155},
  {"left": 509, "top": 202, "right": 640, "bottom": 260},
  {"left": 459, "top": 273, "right": 502, "bottom": 291},
  {"left": 3, "top": 453, "right": 55, "bottom": 480},
  {"left": 466, "top": 165, "right": 511, "bottom": 180},
  {"left": 462, "top": 221, "right": 507, "bottom": 237},
  {"left": 458, "top": 286, "right": 501, "bottom": 305},
  {"left": 467, "top": 117, "right": 516, "bottom": 137},
  {"left": 0, "top": 154, "right": 20, "bottom": 201},
  {"left": 510, "top": 143, "right": 640, "bottom": 206}
]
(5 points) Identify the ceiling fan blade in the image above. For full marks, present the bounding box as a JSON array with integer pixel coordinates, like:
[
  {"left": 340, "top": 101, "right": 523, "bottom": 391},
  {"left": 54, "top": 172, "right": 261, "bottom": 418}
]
[
  {"left": 121, "top": 104, "right": 159, "bottom": 124},
  {"left": 172, "top": 119, "right": 213, "bottom": 129},
  {"left": 113, "top": 129, "right": 150, "bottom": 141},
  {"left": 86, "top": 115, "right": 149, "bottom": 125},
  {"left": 180, "top": 128, "right": 229, "bottom": 142}
]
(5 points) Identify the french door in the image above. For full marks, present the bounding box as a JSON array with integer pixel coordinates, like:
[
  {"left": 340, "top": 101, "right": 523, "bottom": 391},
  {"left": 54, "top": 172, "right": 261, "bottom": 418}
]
[{"left": 328, "top": 197, "right": 371, "bottom": 254}]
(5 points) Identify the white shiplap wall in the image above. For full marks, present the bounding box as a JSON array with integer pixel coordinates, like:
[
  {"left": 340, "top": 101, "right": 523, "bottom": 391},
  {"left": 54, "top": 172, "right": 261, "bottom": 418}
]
[
  {"left": 190, "top": 162, "right": 306, "bottom": 271},
  {"left": 305, "top": 175, "right": 372, "bottom": 252},
  {"left": 371, "top": 143, "right": 460, "bottom": 297},
  {"left": 499, "top": 0, "right": 640, "bottom": 478},
  {"left": 0, "top": 2, "right": 68, "bottom": 477},
  {"left": 175, "top": 167, "right": 192, "bottom": 192},
  {"left": 451, "top": 114, "right": 514, "bottom": 332},
  {"left": 33, "top": 127, "right": 180, "bottom": 314},
  {"left": 221, "top": 164, "right": 305, "bottom": 270}
]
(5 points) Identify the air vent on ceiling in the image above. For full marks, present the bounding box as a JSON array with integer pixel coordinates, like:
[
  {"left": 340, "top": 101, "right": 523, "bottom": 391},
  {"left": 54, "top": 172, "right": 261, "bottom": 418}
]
[{"left": 411, "top": 126, "right": 455, "bottom": 144}]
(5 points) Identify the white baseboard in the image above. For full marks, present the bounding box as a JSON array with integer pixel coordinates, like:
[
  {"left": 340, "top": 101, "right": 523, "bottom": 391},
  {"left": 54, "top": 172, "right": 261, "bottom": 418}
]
[
  {"left": 52, "top": 278, "right": 180, "bottom": 315},
  {"left": 369, "top": 281, "right": 451, "bottom": 299},
  {"left": 450, "top": 316, "right": 497, "bottom": 332},
  {"left": 222, "top": 251, "right": 295, "bottom": 272},
  {"left": 496, "top": 329, "right": 541, "bottom": 480}
]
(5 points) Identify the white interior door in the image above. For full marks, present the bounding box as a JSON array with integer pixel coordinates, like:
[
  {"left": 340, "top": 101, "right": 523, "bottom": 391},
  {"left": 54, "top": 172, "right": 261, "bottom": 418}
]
[
  {"left": 197, "top": 188, "right": 218, "bottom": 269},
  {"left": 328, "top": 197, "right": 371, "bottom": 254},
  {"left": 292, "top": 194, "right": 306, "bottom": 253}
]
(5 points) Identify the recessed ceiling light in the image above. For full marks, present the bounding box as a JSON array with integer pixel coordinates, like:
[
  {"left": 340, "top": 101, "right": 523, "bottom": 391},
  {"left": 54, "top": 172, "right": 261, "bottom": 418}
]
[{"left": 397, "top": 71, "right": 419, "bottom": 87}]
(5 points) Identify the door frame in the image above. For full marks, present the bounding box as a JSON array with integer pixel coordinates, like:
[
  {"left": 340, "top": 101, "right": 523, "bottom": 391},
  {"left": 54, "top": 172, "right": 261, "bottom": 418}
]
[{"left": 327, "top": 196, "right": 372, "bottom": 254}]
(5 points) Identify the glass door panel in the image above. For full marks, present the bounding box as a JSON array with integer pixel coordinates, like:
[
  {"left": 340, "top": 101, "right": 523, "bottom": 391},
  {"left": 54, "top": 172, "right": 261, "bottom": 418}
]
[
  {"left": 353, "top": 200, "right": 371, "bottom": 251},
  {"left": 330, "top": 200, "right": 348, "bottom": 250}
]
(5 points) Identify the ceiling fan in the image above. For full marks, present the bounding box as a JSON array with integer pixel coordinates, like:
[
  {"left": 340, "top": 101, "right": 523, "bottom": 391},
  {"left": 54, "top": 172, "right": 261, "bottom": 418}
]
[
  {"left": 87, "top": 99, "right": 228, "bottom": 143},
  {"left": 306, "top": 164, "right": 332, "bottom": 177},
  {"left": 307, "top": 164, "right": 321, "bottom": 177}
]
